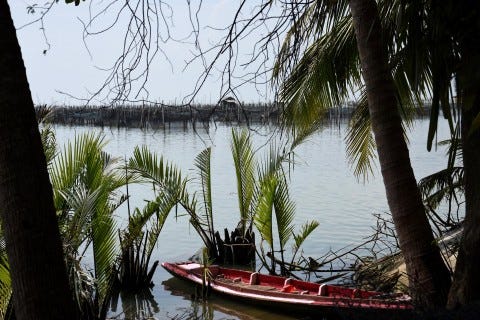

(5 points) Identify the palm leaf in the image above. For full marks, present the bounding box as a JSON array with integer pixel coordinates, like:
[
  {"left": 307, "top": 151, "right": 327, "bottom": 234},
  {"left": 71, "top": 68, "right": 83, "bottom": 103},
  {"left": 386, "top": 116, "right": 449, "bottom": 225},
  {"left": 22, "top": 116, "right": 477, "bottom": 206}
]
[
  {"left": 292, "top": 220, "right": 320, "bottom": 254},
  {"left": 128, "top": 146, "right": 186, "bottom": 196},
  {"left": 91, "top": 201, "right": 118, "bottom": 299},
  {"left": 273, "top": 179, "right": 295, "bottom": 251},
  {"left": 254, "top": 176, "right": 276, "bottom": 250},
  {"left": 345, "top": 93, "right": 377, "bottom": 181},
  {"left": 60, "top": 186, "right": 103, "bottom": 251},
  {"left": 50, "top": 133, "right": 107, "bottom": 212},
  {"left": 40, "top": 124, "right": 57, "bottom": 166},
  {"left": 194, "top": 147, "right": 215, "bottom": 242},
  {"left": 231, "top": 129, "right": 256, "bottom": 232},
  {"left": 50, "top": 132, "right": 126, "bottom": 306},
  {"left": 274, "top": 0, "right": 350, "bottom": 81},
  {"left": 418, "top": 167, "right": 464, "bottom": 210},
  {"left": 128, "top": 146, "right": 216, "bottom": 251},
  {"left": 127, "top": 189, "right": 177, "bottom": 255},
  {"left": 277, "top": 15, "right": 360, "bottom": 128}
]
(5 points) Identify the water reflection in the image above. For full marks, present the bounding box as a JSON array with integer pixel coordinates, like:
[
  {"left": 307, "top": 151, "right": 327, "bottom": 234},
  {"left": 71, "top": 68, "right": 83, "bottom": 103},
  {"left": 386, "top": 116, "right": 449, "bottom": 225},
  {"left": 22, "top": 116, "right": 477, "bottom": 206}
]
[
  {"left": 110, "top": 288, "right": 160, "bottom": 320},
  {"left": 55, "top": 121, "right": 450, "bottom": 319},
  {"left": 161, "top": 277, "right": 300, "bottom": 320}
]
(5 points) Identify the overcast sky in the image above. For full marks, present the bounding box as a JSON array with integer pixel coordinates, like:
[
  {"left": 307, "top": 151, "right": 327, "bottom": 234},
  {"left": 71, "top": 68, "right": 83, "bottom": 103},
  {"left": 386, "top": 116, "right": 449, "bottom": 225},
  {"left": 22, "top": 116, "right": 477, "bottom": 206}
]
[{"left": 10, "top": 1, "right": 275, "bottom": 105}]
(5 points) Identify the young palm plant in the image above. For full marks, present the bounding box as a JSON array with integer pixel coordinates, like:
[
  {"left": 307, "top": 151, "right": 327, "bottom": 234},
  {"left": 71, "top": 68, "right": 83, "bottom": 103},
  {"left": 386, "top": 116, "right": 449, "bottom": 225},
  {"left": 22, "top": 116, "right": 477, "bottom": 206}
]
[
  {"left": 117, "top": 186, "right": 177, "bottom": 291},
  {"left": 127, "top": 146, "right": 218, "bottom": 257},
  {"left": 254, "top": 134, "right": 319, "bottom": 276},
  {"left": 51, "top": 133, "right": 126, "bottom": 319}
]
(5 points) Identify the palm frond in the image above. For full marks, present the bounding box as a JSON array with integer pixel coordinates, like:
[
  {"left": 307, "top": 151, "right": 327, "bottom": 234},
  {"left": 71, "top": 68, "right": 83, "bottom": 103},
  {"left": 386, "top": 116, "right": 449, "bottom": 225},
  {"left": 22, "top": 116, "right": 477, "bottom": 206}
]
[
  {"left": 40, "top": 124, "right": 57, "bottom": 166},
  {"left": 128, "top": 146, "right": 186, "bottom": 196},
  {"left": 277, "top": 15, "right": 360, "bottom": 129},
  {"left": 91, "top": 201, "right": 118, "bottom": 299},
  {"left": 60, "top": 186, "right": 103, "bottom": 251},
  {"left": 194, "top": 148, "right": 214, "bottom": 241},
  {"left": 128, "top": 145, "right": 220, "bottom": 255},
  {"left": 418, "top": 167, "right": 464, "bottom": 210},
  {"left": 51, "top": 132, "right": 126, "bottom": 306},
  {"left": 292, "top": 220, "right": 320, "bottom": 253},
  {"left": 274, "top": 0, "right": 350, "bottom": 81},
  {"left": 50, "top": 133, "right": 107, "bottom": 211},
  {"left": 254, "top": 176, "right": 276, "bottom": 249},
  {"left": 345, "top": 92, "right": 377, "bottom": 181},
  {"left": 273, "top": 179, "right": 295, "bottom": 251},
  {"left": 231, "top": 129, "right": 256, "bottom": 231},
  {"left": 127, "top": 189, "right": 177, "bottom": 254}
]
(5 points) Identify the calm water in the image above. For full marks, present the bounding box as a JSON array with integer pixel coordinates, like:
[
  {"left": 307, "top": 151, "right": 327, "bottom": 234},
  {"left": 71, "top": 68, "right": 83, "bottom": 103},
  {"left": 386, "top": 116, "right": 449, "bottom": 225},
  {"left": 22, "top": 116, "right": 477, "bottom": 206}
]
[{"left": 54, "top": 119, "right": 449, "bottom": 320}]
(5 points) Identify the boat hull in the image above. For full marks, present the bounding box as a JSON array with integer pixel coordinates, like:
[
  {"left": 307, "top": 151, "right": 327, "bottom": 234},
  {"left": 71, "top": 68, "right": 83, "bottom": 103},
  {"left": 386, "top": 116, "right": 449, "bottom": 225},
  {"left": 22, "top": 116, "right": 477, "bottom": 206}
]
[{"left": 161, "top": 261, "right": 413, "bottom": 319}]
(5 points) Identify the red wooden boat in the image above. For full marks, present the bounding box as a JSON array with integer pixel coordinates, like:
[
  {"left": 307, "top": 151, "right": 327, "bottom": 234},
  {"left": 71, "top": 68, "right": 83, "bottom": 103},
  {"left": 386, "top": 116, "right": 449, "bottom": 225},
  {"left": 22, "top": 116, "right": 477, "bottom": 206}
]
[{"left": 162, "top": 261, "right": 413, "bottom": 319}]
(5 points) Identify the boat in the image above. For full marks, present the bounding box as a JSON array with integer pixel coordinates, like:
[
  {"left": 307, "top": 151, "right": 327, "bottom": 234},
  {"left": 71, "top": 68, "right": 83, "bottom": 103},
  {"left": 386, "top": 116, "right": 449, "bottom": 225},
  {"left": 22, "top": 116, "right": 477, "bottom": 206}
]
[{"left": 161, "top": 261, "right": 413, "bottom": 319}]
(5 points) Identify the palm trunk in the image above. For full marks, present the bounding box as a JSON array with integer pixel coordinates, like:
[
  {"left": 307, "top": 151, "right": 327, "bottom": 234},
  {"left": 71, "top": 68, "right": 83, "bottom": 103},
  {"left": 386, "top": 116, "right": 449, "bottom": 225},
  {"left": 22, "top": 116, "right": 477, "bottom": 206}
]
[
  {"left": 447, "top": 34, "right": 480, "bottom": 308},
  {"left": 0, "top": 1, "right": 77, "bottom": 319},
  {"left": 349, "top": 0, "right": 451, "bottom": 307}
]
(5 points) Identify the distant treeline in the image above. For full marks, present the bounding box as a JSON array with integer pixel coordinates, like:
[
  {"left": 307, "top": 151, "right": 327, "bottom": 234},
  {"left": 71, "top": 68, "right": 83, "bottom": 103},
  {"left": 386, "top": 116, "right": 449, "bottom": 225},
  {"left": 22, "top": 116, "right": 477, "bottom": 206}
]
[{"left": 36, "top": 101, "right": 431, "bottom": 128}]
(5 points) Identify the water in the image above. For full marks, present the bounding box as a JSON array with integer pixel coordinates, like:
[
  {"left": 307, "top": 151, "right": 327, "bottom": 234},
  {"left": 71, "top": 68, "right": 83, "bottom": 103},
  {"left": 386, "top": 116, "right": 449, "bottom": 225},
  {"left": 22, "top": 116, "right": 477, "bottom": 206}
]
[{"left": 53, "top": 119, "right": 450, "bottom": 319}]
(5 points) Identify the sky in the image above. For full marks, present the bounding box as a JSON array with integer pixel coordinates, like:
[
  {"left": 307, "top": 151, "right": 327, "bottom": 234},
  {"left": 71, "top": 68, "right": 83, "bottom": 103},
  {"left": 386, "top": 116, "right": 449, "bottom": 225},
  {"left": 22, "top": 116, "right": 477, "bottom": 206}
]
[{"left": 10, "top": 0, "right": 275, "bottom": 105}]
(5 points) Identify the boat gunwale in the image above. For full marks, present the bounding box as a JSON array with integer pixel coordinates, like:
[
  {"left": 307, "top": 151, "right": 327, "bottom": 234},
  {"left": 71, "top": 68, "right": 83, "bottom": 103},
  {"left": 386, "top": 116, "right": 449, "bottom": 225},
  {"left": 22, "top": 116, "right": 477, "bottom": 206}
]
[{"left": 161, "top": 261, "right": 412, "bottom": 311}]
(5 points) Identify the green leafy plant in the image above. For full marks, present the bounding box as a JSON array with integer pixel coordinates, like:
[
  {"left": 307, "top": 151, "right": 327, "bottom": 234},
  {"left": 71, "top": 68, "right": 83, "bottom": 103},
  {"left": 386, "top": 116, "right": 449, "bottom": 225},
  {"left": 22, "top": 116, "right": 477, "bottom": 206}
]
[
  {"left": 253, "top": 131, "right": 320, "bottom": 276},
  {"left": 117, "top": 188, "right": 175, "bottom": 290},
  {"left": 50, "top": 133, "right": 126, "bottom": 319},
  {"left": 0, "top": 224, "right": 12, "bottom": 320},
  {"left": 127, "top": 145, "right": 217, "bottom": 256}
]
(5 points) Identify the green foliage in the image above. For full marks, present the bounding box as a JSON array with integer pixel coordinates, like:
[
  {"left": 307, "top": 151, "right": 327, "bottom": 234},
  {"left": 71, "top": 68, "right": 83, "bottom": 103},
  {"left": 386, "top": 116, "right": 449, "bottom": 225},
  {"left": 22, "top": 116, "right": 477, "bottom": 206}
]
[
  {"left": 128, "top": 145, "right": 227, "bottom": 260},
  {"left": 293, "top": 220, "right": 320, "bottom": 254},
  {"left": 345, "top": 94, "right": 377, "bottom": 180},
  {"left": 51, "top": 133, "right": 125, "bottom": 305},
  {"left": 194, "top": 148, "right": 215, "bottom": 244},
  {"left": 253, "top": 139, "right": 319, "bottom": 275},
  {"left": 199, "top": 247, "right": 214, "bottom": 300},
  {"left": 0, "top": 225, "right": 11, "bottom": 319},
  {"left": 254, "top": 176, "right": 276, "bottom": 249},
  {"left": 37, "top": 106, "right": 57, "bottom": 166},
  {"left": 231, "top": 129, "right": 256, "bottom": 233},
  {"left": 273, "top": 0, "right": 461, "bottom": 181},
  {"left": 45, "top": 133, "right": 125, "bottom": 319},
  {"left": 117, "top": 188, "right": 175, "bottom": 290}
]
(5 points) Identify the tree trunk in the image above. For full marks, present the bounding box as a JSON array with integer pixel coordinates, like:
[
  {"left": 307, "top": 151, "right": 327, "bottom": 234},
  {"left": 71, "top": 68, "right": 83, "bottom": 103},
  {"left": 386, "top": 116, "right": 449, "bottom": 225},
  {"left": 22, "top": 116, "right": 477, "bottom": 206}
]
[
  {"left": 447, "top": 20, "right": 480, "bottom": 308},
  {"left": 349, "top": 0, "right": 451, "bottom": 308},
  {"left": 0, "top": 1, "right": 78, "bottom": 319}
]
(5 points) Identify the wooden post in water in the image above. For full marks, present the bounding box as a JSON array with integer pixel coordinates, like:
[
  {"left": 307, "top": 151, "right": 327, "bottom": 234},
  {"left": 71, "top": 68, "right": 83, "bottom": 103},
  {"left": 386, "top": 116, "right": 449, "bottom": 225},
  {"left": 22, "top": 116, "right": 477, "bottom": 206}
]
[{"left": 162, "top": 103, "right": 165, "bottom": 127}]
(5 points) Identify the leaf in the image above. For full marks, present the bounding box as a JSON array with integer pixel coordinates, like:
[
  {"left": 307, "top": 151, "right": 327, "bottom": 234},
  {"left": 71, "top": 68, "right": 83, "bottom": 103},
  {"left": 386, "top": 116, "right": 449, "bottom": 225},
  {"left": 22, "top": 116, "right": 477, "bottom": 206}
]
[
  {"left": 345, "top": 92, "right": 377, "bottom": 181},
  {"left": 254, "top": 176, "right": 276, "bottom": 249},
  {"left": 231, "top": 129, "right": 256, "bottom": 232},
  {"left": 194, "top": 148, "right": 214, "bottom": 240},
  {"left": 273, "top": 179, "right": 295, "bottom": 250},
  {"left": 293, "top": 220, "right": 320, "bottom": 253}
]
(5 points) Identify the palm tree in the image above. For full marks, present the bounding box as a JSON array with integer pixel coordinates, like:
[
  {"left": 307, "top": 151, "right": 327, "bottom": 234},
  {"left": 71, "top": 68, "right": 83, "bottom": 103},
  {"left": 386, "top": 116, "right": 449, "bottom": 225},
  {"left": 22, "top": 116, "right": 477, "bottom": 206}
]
[
  {"left": 0, "top": 2, "right": 78, "bottom": 319},
  {"left": 127, "top": 146, "right": 220, "bottom": 258},
  {"left": 273, "top": 0, "right": 452, "bottom": 307},
  {"left": 50, "top": 133, "right": 126, "bottom": 319},
  {"left": 348, "top": 0, "right": 450, "bottom": 307}
]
